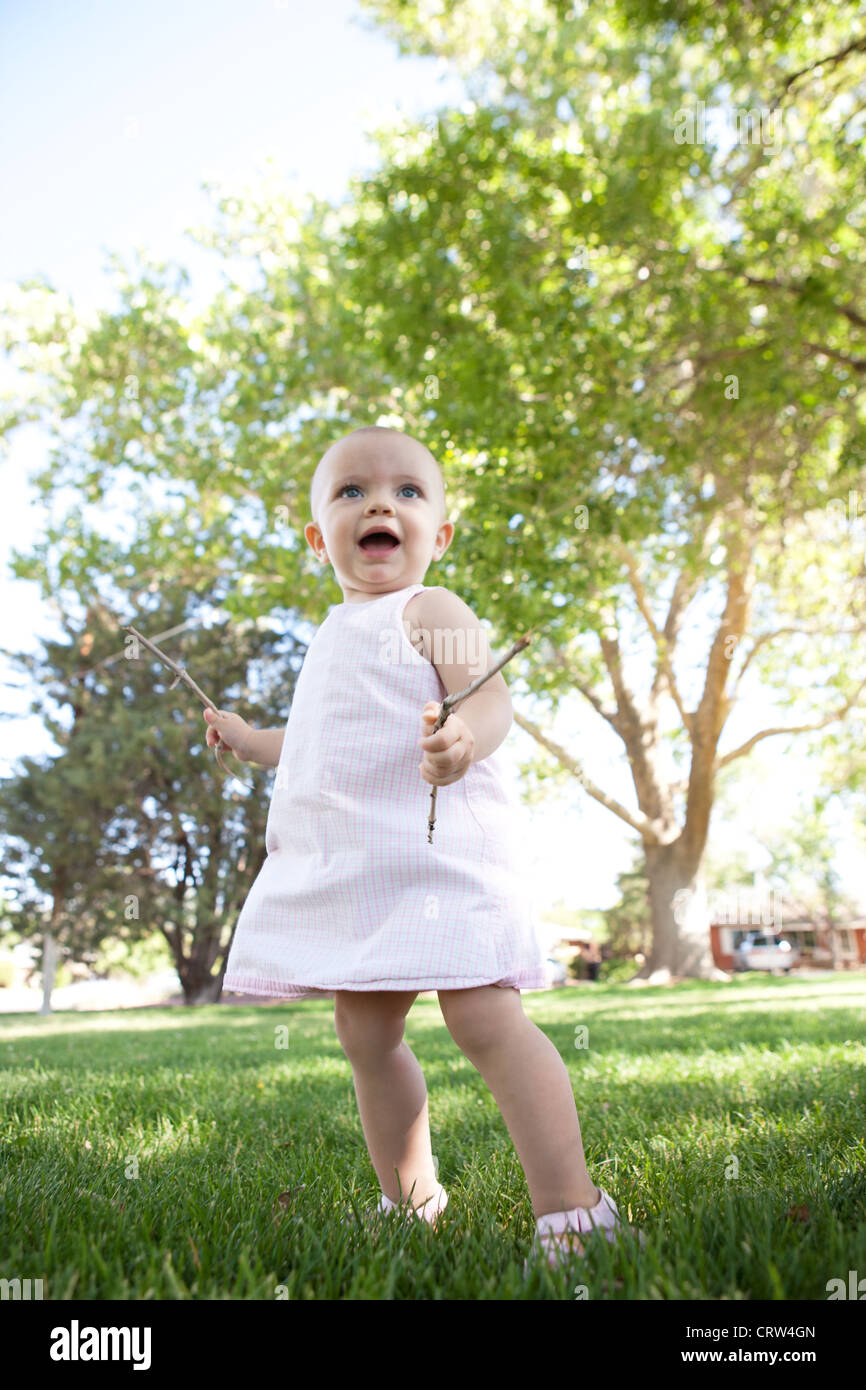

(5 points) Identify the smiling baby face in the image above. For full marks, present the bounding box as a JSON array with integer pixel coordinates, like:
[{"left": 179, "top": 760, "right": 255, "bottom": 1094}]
[{"left": 305, "top": 426, "right": 454, "bottom": 604}]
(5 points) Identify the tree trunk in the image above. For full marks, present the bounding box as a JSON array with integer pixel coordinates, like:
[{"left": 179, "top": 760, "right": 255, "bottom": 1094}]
[
  {"left": 179, "top": 951, "right": 227, "bottom": 1004},
  {"left": 635, "top": 841, "right": 729, "bottom": 982},
  {"left": 183, "top": 977, "right": 223, "bottom": 1005},
  {"left": 40, "top": 874, "right": 69, "bottom": 1014},
  {"left": 39, "top": 931, "right": 58, "bottom": 1014}
]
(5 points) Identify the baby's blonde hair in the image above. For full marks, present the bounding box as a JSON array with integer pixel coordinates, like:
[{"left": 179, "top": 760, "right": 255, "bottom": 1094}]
[{"left": 309, "top": 425, "right": 446, "bottom": 525}]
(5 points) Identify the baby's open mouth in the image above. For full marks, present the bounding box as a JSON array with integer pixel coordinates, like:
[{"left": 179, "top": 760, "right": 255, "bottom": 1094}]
[{"left": 358, "top": 532, "right": 401, "bottom": 554}]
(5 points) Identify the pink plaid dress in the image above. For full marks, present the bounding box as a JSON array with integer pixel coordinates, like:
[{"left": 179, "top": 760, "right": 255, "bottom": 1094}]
[{"left": 222, "top": 582, "right": 549, "bottom": 998}]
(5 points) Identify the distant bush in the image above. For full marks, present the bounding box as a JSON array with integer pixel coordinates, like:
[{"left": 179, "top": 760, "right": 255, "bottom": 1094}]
[
  {"left": 599, "top": 957, "right": 640, "bottom": 984},
  {"left": 567, "top": 953, "right": 586, "bottom": 980}
]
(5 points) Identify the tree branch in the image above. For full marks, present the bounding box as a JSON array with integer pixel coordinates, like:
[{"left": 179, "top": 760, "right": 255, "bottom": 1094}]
[
  {"left": 548, "top": 646, "right": 619, "bottom": 727},
  {"left": 681, "top": 523, "right": 756, "bottom": 863},
  {"left": 663, "top": 560, "right": 705, "bottom": 652},
  {"left": 803, "top": 341, "right": 866, "bottom": 373},
  {"left": 590, "top": 604, "right": 680, "bottom": 831},
  {"left": 733, "top": 624, "right": 866, "bottom": 694},
  {"left": 636, "top": 342, "right": 768, "bottom": 384},
  {"left": 772, "top": 34, "right": 866, "bottom": 105},
  {"left": 706, "top": 265, "right": 866, "bottom": 333},
  {"left": 715, "top": 680, "right": 866, "bottom": 772},
  {"left": 613, "top": 538, "right": 693, "bottom": 734},
  {"left": 692, "top": 529, "right": 755, "bottom": 743},
  {"left": 123, "top": 623, "right": 253, "bottom": 791},
  {"left": 510, "top": 707, "right": 663, "bottom": 843}
]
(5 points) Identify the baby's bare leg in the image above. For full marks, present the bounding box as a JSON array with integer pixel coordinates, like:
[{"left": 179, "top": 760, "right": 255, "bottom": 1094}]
[
  {"left": 438, "top": 985, "right": 599, "bottom": 1218},
  {"left": 334, "top": 990, "right": 440, "bottom": 1210}
]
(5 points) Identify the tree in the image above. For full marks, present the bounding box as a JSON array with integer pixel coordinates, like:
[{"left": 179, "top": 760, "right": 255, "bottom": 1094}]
[
  {"left": 2, "top": 0, "right": 865, "bottom": 980},
  {"left": 0, "top": 569, "right": 305, "bottom": 1005},
  {"left": 330, "top": 0, "right": 866, "bottom": 976}
]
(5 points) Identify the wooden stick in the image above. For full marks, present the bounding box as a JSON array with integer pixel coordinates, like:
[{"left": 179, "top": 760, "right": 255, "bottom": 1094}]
[
  {"left": 123, "top": 623, "right": 254, "bottom": 791},
  {"left": 426, "top": 627, "right": 538, "bottom": 844}
]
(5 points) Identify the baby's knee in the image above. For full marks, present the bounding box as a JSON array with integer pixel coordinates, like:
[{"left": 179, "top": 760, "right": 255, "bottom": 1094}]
[
  {"left": 333, "top": 990, "right": 412, "bottom": 1061},
  {"left": 438, "top": 984, "right": 523, "bottom": 1056}
]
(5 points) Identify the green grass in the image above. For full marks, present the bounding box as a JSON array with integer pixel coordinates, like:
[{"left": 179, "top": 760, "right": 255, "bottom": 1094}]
[{"left": 1, "top": 972, "right": 865, "bottom": 1300}]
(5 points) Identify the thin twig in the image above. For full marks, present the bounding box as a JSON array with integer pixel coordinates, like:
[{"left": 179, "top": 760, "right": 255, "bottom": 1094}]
[
  {"left": 426, "top": 627, "right": 539, "bottom": 844},
  {"left": 123, "top": 623, "right": 254, "bottom": 791}
]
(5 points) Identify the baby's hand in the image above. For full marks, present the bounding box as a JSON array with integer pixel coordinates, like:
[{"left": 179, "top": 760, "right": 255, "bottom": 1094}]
[
  {"left": 203, "top": 708, "right": 257, "bottom": 764},
  {"left": 417, "top": 701, "right": 475, "bottom": 786}
]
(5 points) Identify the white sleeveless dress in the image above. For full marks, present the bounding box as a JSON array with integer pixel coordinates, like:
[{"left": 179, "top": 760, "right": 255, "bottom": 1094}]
[{"left": 222, "top": 583, "right": 549, "bottom": 998}]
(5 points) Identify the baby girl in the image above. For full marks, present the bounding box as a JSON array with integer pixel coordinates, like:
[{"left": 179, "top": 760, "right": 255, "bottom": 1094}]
[{"left": 205, "top": 424, "right": 644, "bottom": 1271}]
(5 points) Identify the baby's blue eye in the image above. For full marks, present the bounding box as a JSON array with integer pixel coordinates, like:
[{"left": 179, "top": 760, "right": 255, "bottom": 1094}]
[{"left": 338, "top": 484, "right": 420, "bottom": 498}]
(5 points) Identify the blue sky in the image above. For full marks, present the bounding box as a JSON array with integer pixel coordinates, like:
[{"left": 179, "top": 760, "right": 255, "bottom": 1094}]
[{"left": 1, "top": 0, "right": 864, "bottom": 927}]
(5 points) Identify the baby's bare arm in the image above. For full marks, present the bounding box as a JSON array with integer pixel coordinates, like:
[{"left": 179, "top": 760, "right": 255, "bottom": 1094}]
[
  {"left": 413, "top": 586, "right": 513, "bottom": 768},
  {"left": 204, "top": 709, "right": 285, "bottom": 767},
  {"left": 245, "top": 728, "right": 285, "bottom": 768},
  {"left": 454, "top": 689, "right": 513, "bottom": 763}
]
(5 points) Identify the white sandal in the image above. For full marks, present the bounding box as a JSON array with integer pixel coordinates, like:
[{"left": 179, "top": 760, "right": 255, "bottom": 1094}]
[
  {"left": 523, "top": 1188, "right": 645, "bottom": 1272},
  {"left": 341, "top": 1182, "right": 449, "bottom": 1231}
]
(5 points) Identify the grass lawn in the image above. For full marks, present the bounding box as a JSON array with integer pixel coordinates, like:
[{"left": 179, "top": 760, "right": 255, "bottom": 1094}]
[{"left": 2, "top": 971, "right": 865, "bottom": 1300}]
